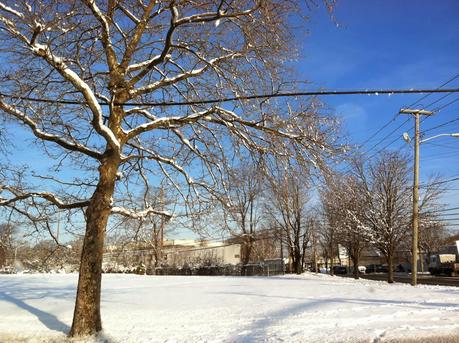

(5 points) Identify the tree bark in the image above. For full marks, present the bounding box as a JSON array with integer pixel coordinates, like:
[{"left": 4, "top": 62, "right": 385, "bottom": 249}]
[
  {"left": 387, "top": 254, "right": 394, "bottom": 284},
  {"left": 329, "top": 248, "right": 334, "bottom": 276},
  {"left": 240, "top": 238, "right": 253, "bottom": 276},
  {"left": 294, "top": 250, "right": 302, "bottom": 274},
  {"left": 352, "top": 255, "right": 360, "bottom": 280},
  {"left": 69, "top": 156, "right": 119, "bottom": 337}
]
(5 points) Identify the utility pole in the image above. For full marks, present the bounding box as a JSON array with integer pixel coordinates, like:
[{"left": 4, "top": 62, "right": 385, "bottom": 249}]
[{"left": 400, "top": 108, "right": 433, "bottom": 286}]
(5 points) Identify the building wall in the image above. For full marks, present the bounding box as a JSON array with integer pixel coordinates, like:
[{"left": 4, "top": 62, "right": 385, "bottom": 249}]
[{"left": 165, "top": 243, "right": 241, "bottom": 267}]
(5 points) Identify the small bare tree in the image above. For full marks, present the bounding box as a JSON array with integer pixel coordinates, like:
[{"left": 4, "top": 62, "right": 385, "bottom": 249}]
[
  {"left": 0, "top": 223, "right": 15, "bottom": 267},
  {"left": 416, "top": 177, "right": 447, "bottom": 270},
  {"left": 266, "top": 162, "right": 313, "bottom": 274},
  {"left": 354, "top": 152, "right": 448, "bottom": 283},
  {"left": 353, "top": 152, "right": 411, "bottom": 283},
  {"left": 318, "top": 219, "right": 338, "bottom": 275},
  {"left": 222, "top": 162, "right": 263, "bottom": 274},
  {"left": 321, "top": 174, "right": 368, "bottom": 279}
]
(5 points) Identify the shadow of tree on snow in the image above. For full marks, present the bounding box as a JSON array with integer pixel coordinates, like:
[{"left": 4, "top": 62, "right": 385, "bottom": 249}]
[{"left": 0, "top": 291, "right": 70, "bottom": 333}]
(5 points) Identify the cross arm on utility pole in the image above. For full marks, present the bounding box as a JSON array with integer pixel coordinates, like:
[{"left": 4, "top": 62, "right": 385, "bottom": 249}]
[{"left": 399, "top": 108, "right": 433, "bottom": 116}]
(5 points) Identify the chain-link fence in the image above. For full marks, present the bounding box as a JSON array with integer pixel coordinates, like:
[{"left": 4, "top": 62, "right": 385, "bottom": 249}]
[{"left": 149, "top": 259, "right": 285, "bottom": 276}]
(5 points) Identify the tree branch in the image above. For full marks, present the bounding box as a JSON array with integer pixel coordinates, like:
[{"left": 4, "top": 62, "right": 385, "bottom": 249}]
[
  {"left": 111, "top": 206, "right": 172, "bottom": 220},
  {"left": 82, "top": 0, "right": 118, "bottom": 72},
  {"left": 0, "top": 99, "right": 103, "bottom": 159}
]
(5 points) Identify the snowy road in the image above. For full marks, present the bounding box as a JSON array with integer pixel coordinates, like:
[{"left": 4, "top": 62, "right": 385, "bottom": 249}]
[{"left": 0, "top": 273, "right": 458, "bottom": 342}]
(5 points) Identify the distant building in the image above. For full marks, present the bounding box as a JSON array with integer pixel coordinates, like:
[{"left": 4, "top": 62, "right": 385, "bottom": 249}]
[
  {"left": 164, "top": 242, "right": 241, "bottom": 267},
  {"left": 102, "top": 239, "right": 242, "bottom": 272}
]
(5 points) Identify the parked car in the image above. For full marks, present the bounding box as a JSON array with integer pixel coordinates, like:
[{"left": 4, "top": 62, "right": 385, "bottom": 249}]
[
  {"left": 332, "top": 265, "right": 348, "bottom": 275},
  {"left": 358, "top": 265, "right": 366, "bottom": 273},
  {"left": 366, "top": 264, "right": 392, "bottom": 273},
  {"left": 366, "top": 264, "right": 384, "bottom": 273},
  {"left": 0, "top": 266, "right": 16, "bottom": 274},
  {"left": 395, "top": 264, "right": 410, "bottom": 273},
  {"left": 380, "top": 265, "right": 390, "bottom": 273},
  {"left": 319, "top": 267, "right": 330, "bottom": 274},
  {"left": 350, "top": 265, "right": 367, "bottom": 274}
]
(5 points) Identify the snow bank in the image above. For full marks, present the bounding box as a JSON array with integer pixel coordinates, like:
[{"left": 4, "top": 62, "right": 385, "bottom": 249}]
[{"left": 0, "top": 273, "right": 458, "bottom": 342}]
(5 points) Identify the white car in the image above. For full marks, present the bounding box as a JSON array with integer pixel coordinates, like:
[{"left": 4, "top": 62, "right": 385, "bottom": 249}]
[{"left": 358, "top": 266, "right": 366, "bottom": 273}]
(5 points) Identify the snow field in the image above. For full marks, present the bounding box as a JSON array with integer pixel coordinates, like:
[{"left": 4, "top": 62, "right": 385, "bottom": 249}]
[{"left": 0, "top": 273, "right": 458, "bottom": 342}]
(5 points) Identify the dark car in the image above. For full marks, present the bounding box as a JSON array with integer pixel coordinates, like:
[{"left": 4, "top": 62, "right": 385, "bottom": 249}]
[
  {"left": 379, "top": 265, "right": 389, "bottom": 273},
  {"left": 332, "top": 265, "right": 348, "bottom": 275},
  {"left": 366, "top": 264, "right": 392, "bottom": 273},
  {"left": 395, "top": 264, "right": 411, "bottom": 273},
  {"left": 365, "top": 264, "right": 386, "bottom": 273}
]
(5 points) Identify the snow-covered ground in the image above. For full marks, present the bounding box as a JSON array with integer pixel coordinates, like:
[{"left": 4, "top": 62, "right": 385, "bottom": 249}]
[{"left": 0, "top": 273, "right": 458, "bottom": 342}]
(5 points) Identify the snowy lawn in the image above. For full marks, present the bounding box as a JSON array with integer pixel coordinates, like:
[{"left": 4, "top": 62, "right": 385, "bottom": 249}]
[{"left": 0, "top": 273, "right": 458, "bottom": 343}]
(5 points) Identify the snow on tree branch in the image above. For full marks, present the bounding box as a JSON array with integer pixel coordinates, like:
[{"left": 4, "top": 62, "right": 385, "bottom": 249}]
[
  {"left": 29, "top": 43, "right": 121, "bottom": 152},
  {"left": 0, "top": 186, "right": 90, "bottom": 209},
  {"left": 0, "top": 100, "right": 103, "bottom": 159},
  {"left": 0, "top": 2, "right": 24, "bottom": 18},
  {"left": 82, "top": 0, "right": 118, "bottom": 71},
  {"left": 111, "top": 206, "right": 172, "bottom": 220},
  {"left": 130, "top": 53, "right": 242, "bottom": 98}
]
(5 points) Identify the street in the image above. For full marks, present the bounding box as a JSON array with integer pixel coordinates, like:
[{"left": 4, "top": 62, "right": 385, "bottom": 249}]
[{"left": 340, "top": 273, "right": 459, "bottom": 287}]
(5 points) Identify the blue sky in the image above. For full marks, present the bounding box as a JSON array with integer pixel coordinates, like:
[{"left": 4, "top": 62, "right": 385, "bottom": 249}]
[{"left": 297, "top": 0, "right": 459, "bottom": 227}]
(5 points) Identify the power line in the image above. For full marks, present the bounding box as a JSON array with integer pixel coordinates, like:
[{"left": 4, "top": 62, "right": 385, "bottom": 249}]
[
  {"left": 365, "top": 118, "right": 411, "bottom": 157},
  {"left": 419, "top": 176, "right": 459, "bottom": 188},
  {"left": 423, "top": 141, "right": 459, "bottom": 150},
  {"left": 438, "top": 212, "right": 459, "bottom": 217},
  {"left": 420, "top": 94, "right": 459, "bottom": 135},
  {"left": 422, "top": 114, "right": 459, "bottom": 135},
  {"left": 367, "top": 99, "right": 458, "bottom": 158},
  {"left": 420, "top": 92, "right": 454, "bottom": 109},
  {"left": 430, "top": 206, "right": 459, "bottom": 213},
  {"left": 432, "top": 96, "right": 459, "bottom": 112},
  {"left": 358, "top": 76, "right": 459, "bottom": 160},
  {"left": 422, "top": 152, "right": 459, "bottom": 162},
  {"left": 356, "top": 73, "right": 459, "bottom": 150},
  {"left": 1, "top": 88, "right": 459, "bottom": 107}
]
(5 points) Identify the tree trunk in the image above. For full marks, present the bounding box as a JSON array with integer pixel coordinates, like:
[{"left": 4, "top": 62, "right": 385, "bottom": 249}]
[
  {"left": 0, "top": 246, "right": 5, "bottom": 267},
  {"left": 387, "top": 254, "right": 394, "bottom": 284},
  {"left": 240, "top": 239, "right": 253, "bottom": 276},
  {"left": 352, "top": 255, "right": 359, "bottom": 280},
  {"left": 329, "top": 241, "right": 335, "bottom": 276},
  {"left": 294, "top": 250, "right": 302, "bottom": 274},
  {"left": 289, "top": 247, "right": 301, "bottom": 274},
  {"left": 329, "top": 253, "right": 334, "bottom": 276},
  {"left": 69, "top": 157, "right": 119, "bottom": 337}
]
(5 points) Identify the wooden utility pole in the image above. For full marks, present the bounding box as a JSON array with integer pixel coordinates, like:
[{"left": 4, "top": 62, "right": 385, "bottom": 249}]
[{"left": 400, "top": 108, "right": 433, "bottom": 286}]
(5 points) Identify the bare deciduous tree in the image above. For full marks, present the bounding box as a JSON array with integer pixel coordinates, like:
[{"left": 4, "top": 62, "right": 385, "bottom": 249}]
[
  {"left": 318, "top": 219, "right": 338, "bottom": 275},
  {"left": 222, "top": 163, "right": 263, "bottom": 274},
  {"left": 0, "top": 223, "right": 15, "bottom": 267},
  {"left": 0, "top": 1, "right": 340, "bottom": 336},
  {"left": 353, "top": 152, "right": 411, "bottom": 283},
  {"left": 416, "top": 177, "right": 447, "bottom": 270},
  {"left": 321, "top": 174, "right": 368, "bottom": 279},
  {"left": 353, "top": 152, "right": 448, "bottom": 283},
  {"left": 266, "top": 163, "right": 313, "bottom": 274}
]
